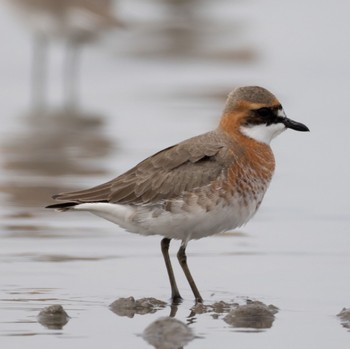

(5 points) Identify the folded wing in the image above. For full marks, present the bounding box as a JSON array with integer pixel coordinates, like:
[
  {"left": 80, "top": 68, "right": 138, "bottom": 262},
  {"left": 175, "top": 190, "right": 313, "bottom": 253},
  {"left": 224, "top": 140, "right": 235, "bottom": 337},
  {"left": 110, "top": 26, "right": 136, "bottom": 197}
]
[{"left": 48, "top": 131, "right": 234, "bottom": 206}]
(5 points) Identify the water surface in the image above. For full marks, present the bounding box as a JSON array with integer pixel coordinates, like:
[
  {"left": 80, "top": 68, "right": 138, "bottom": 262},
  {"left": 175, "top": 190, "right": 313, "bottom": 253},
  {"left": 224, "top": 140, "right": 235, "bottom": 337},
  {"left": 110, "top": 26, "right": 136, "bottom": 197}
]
[{"left": 1, "top": 0, "right": 350, "bottom": 348}]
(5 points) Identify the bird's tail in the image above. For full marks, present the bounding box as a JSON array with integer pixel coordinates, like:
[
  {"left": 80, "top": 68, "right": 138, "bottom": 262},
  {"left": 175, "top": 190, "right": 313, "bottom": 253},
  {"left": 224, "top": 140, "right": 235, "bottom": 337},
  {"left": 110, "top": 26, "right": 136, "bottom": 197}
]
[{"left": 45, "top": 202, "right": 79, "bottom": 212}]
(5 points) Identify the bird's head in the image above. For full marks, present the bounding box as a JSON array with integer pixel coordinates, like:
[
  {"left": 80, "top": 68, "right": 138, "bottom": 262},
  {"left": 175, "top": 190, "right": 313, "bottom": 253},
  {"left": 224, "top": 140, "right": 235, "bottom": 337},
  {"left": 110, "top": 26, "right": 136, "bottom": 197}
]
[{"left": 220, "top": 86, "right": 309, "bottom": 144}]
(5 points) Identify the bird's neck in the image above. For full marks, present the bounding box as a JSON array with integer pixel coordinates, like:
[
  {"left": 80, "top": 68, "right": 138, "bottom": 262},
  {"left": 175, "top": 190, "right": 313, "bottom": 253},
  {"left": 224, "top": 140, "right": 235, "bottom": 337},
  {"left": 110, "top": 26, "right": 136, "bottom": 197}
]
[{"left": 218, "top": 114, "right": 276, "bottom": 181}]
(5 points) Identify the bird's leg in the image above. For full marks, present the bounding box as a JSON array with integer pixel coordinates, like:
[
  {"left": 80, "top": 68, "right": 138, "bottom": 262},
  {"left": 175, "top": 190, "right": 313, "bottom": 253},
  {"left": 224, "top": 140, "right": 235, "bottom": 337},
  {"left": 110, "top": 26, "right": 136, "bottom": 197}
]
[
  {"left": 169, "top": 302, "right": 179, "bottom": 318},
  {"left": 63, "top": 40, "right": 80, "bottom": 111},
  {"left": 161, "top": 238, "right": 182, "bottom": 304},
  {"left": 177, "top": 242, "right": 203, "bottom": 304},
  {"left": 32, "top": 33, "right": 48, "bottom": 112}
]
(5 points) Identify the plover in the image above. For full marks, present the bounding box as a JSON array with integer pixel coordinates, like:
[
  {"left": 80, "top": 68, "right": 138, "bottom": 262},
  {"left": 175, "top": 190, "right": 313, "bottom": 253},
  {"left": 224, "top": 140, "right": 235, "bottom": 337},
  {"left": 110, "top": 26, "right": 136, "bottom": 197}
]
[{"left": 46, "top": 86, "right": 309, "bottom": 303}]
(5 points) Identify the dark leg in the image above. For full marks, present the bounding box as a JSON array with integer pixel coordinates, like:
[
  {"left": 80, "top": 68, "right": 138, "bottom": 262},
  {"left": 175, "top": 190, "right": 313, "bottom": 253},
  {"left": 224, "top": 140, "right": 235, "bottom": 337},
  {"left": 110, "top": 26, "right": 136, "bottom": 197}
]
[
  {"left": 32, "top": 34, "right": 48, "bottom": 111},
  {"left": 169, "top": 302, "right": 178, "bottom": 318},
  {"left": 161, "top": 238, "right": 182, "bottom": 303},
  {"left": 177, "top": 242, "right": 203, "bottom": 303},
  {"left": 63, "top": 40, "right": 80, "bottom": 110}
]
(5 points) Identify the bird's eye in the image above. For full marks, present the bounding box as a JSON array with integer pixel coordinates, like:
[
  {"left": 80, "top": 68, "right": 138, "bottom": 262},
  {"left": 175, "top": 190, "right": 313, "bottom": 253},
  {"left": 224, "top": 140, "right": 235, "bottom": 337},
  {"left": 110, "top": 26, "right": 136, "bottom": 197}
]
[{"left": 256, "top": 107, "right": 271, "bottom": 117}]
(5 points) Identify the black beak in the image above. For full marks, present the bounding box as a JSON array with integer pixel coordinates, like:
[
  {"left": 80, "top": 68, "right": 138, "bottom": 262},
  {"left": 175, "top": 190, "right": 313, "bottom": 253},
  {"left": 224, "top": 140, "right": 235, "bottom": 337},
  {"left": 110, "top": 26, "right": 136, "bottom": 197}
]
[{"left": 283, "top": 117, "right": 310, "bottom": 132}]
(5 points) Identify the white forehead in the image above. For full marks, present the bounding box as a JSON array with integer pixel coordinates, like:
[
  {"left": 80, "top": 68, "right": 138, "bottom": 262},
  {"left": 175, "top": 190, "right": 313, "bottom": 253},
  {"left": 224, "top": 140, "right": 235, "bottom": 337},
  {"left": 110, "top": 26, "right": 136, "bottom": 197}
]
[{"left": 277, "top": 108, "right": 286, "bottom": 118}]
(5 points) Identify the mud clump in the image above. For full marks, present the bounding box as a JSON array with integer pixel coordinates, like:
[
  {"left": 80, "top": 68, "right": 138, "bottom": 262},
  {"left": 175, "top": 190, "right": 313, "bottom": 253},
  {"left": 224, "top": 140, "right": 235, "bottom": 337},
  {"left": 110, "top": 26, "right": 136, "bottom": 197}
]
[
  {"left": 223, "top": 300, "right": 278, "bottom": 329},
  {"left": 109, "top": 297, "right": 167, "bottom": 318},
  {"left": 37, "top": 304, "right": 70, "bottom": 329},
  {"left": 191, "top": 300, "right": 237, "bottom": 318},
  {"left": 337, "top": 308, "right": 350, "bottom": 329},
  {"left": 190, "top": 299, "right": 278, "bottom": 329}
]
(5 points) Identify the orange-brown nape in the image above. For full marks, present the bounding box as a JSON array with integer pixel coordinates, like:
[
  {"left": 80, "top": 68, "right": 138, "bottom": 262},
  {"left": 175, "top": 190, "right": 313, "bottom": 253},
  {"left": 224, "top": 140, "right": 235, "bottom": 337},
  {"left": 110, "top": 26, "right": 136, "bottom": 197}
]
[{"left": 219, "top": 86, "right": 281, "bottom": 135}]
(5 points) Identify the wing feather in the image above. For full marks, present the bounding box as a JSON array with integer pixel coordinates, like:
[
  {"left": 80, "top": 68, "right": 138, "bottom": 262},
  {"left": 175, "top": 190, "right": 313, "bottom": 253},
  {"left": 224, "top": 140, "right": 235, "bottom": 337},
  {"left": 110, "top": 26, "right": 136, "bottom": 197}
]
[{"left": 52, "top": 131, "right": 236, "bottom": 205}]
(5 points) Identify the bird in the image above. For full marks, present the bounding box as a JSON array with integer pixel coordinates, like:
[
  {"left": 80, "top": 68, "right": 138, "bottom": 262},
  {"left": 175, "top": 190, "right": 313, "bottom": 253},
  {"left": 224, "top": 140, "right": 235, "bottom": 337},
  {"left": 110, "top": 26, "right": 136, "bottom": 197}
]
[
  {"left": 6, "top": 0, "right": 121, "bottom": 110},
  {"left": 46, "top": 86, "right": 309, "bottom": 303}
]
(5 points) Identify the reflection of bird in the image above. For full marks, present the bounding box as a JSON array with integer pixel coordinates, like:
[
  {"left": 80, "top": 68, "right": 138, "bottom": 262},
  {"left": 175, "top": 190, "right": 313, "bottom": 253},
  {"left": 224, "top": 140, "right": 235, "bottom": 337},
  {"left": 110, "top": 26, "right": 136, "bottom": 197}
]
[
  {"left": 7, "top": 0, "right": 120, "bottom": 110},
  {"left": 46, "top": 86, "right": 309, "bottom": 303},
  {"left": 1, "top": 109, "right": 112, "bottom": 208}
]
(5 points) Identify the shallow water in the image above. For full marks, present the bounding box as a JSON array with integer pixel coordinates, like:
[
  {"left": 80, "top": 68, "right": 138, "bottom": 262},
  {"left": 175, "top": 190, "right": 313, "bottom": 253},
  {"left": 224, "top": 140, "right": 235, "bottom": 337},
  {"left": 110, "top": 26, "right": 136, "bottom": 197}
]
[{"left": 1, "top": 0, "right": 350, "bottom": 348}]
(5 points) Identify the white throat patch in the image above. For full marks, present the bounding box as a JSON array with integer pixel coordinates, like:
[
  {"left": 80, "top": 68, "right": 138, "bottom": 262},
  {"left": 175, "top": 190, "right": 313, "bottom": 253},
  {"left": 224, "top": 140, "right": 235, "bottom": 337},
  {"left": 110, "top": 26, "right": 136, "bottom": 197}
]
[{"left": 240, "top": 123, "right": 286, "bottom": 144}]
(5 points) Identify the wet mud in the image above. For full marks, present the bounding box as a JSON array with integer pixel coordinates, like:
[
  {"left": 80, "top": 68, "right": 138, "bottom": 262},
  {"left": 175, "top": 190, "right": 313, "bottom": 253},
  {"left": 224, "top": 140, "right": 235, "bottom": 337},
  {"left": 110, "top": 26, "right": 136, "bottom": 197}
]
[
  {"left": 337, "top": 308, "right": 350, "bottom": 330},
  {"left": 109, "top": 297, "right": 167, "bottom": 318},
  {"left": 37, "top": 305, "right": 70, "bottom": 330},
  {"left": 191, "top": 299, "right": 278, "bottom": 329},
  {"left": 110, "top": 296, "right": 278, "bottom": 331},
  {"left": 223, "top": 300, "right": 278, "bottom": 329}
]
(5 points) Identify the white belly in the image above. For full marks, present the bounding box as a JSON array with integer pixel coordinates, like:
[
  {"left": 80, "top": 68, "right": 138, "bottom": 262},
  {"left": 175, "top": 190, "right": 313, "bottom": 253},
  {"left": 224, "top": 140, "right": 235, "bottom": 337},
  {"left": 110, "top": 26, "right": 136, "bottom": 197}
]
[{"left": 73, "top": 191, "right": 266, "bottom": 242}]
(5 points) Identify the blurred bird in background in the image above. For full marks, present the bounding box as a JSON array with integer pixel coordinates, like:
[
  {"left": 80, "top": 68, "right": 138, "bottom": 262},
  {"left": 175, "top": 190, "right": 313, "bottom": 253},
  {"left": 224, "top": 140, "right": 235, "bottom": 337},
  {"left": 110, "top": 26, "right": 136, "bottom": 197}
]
[{"left": 5, "top": 0, "right": 121, "bottom": 111}]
